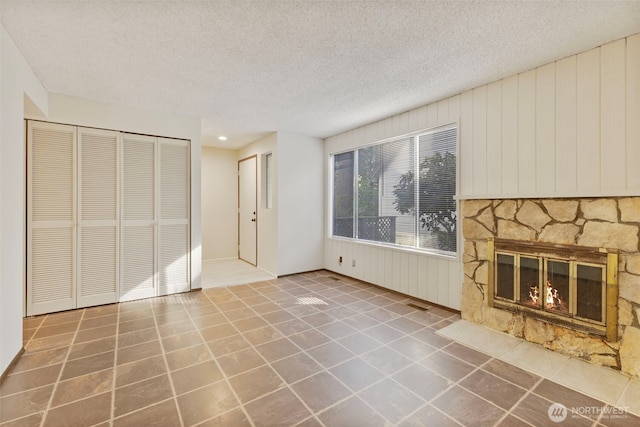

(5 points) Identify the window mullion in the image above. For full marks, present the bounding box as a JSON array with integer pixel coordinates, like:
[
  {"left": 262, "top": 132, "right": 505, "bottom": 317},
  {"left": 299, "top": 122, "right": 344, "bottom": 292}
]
[
  {"left": 414, "top": 136, "right": 420, "bottom": 248},
  {"left": 354, "top": 149, "right": 359, "bottom": 240}
]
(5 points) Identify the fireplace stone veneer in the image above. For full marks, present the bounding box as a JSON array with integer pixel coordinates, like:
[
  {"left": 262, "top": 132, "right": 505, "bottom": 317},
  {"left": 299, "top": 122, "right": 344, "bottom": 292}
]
[{"left": 461, "top": 197, "right": 640, "bottom": 378}]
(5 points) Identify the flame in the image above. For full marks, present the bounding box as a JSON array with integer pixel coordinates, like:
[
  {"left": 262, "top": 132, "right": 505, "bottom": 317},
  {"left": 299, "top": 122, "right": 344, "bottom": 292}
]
[{"left": 545, "top": 280, "right": 564, "bottom": 310}]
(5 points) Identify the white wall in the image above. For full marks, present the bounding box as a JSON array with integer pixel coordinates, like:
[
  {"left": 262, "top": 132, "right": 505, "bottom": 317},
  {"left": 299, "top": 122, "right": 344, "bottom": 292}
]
[
  {"left": 239, "top": 133, "right": 278, "bottom": 275},
  {"left": 41, "top": 93, "right": 203, "bottom": 289},
  {"left": 324, "top": 33, "right": 640, "bottom": 311},
  {"left": 201, "top": 147, "right": 238, "bottom": 261},
  {"left": 0, "top": 26, "right": 48, "bottom": 375},
  {"left": 277, "top": 132, "right": 324, "bottom": 275}
]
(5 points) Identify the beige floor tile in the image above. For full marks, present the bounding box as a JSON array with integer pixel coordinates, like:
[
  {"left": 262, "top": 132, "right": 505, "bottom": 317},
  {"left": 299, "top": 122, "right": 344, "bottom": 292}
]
[
  {"left": 43, "top": 391, "right": 112, "bottom": 427},
  {"left": 171, "top": 361, "right": 224, "bottom": 395},
  {"left": 228, "top": 365, "right": 286, "bottom": 404},
  {"left": 177, "top": 381, "right": 239, "bottom": 426},
  {"left": 51, "top": 369, "right": 113, "bottom": 407},
  {"left": 551, "top": 357, "right": 629, "bottom": 405},
  {"left": 500, "top": 341, "right": 570, "bottom": 378},
  {"left": 617, "top": 377, "right": 640, "bottom": 417},
  {"left": 113, "top": 374, "right": 173, "bottom": 417}
]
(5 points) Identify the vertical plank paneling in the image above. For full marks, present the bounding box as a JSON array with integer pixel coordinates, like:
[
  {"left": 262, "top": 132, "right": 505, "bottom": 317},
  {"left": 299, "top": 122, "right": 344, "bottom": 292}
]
[
  {"left": 417, "top": 256, "right": 429, "bottom": 300},
  {"left": 555, "top": 55, "right": 578, "bottom": 194},
  {"left": 628, "top": 34, "right": 640, "bottom": 189},
  {"left": 460, "top": 90, "right": 474, "bottom": 195},
  {"left": 384, "top": 250, "right": 394, "bottom": 289},
  {"left": 601, "top": 39, "right": 627, "bottom": 190},
  {"left": 392, "top": 115, "right": 401, "bottom": 139},
  {"left": 392, "top": 251, "right": 402, "bottom": 291},
  {"left": 352, "top": 244, "right": 362, "bottom": 279},
  {"left": 365, "top": 124, "right": 377, "bottom": 147},
  {"left": 438, "top": 99, "right": 449, "bottom": 125},
  {"left": 518, "top": 70, "right": 536, "bottom": 193},
  {"left": 417, "top": 105, "right": 429, "bottom": 130},
  {"left": 427, "top": 103, "right": 438, "bottom": 127},
  {"left": 427, "top": 257, "right": 438, "bottom": 302},
  {"left": 363, "top": 246, "right": 373, "bottom": 284},
  {"left": 383, "top": 117, "right": 394, "bottom": 140},
  {"left": 371, "top": 247, "right": 380, "bottom": 285},
  {"left": 374, "top": 249, "right": 386, "bottom": 286},
  {"left": 502, "top": 75, "right": 519, "bottom": 195},
  {"left": 343, "top": 241, "right": 352, "bottom": 276},
  {"left": 536, "top": 62, "right": 556, "bottom": 193},
  {"left": 448, "top": 261, "right": 461, "bottom": 310},
  {"left": 398, "top": 112, "right": 411, "bottom": 136},
  {"left": 448, "top": 94, "right": 461, "bottom": 123},
  {"left": 473, "top": 86, "right": 488, "bottom": 195},
  {"left": 486, "top": 81, "right": 502, "bottom": 194},
  {"left": 400, "top": 252, "right": 409, "bottom": 294},
  {"left": 408, "top": 108, "right": 419, "bottom": 134},
  {"left": 576, "top": 48, "right": 601, "bottom": 193},
  {"left": 408, "top": 254, "right": 418, "bottom": 297},
  {"left": 437, "top": 258, "right": 450, "bottom": 307},
  {"left": 356, "top": 127, "right": 364, "bottom": 147},
  {"left": 342, "top": 130, "right": 352, "bottom": 153}
]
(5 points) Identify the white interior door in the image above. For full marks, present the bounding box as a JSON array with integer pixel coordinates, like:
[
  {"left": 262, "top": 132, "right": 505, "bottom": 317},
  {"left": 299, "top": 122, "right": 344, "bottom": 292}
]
[
  {"left": 158, "top": 138, "right": 190, "bottom": 296},
  {"left": 238, "top": 156, "right": 257, "bottom": 265},
  {"left": 27, "top": 121, "right": 77, "bottom": 316},
  {"left": 77, "top": 127, "right": 119, "bottom": 308},
  {"left": 120, "top": 134, "right": 157, "bottom": 302}
]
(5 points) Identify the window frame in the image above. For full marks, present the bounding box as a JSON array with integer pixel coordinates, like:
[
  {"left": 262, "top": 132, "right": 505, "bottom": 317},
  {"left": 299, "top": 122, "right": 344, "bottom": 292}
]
[{"left": 329, "top": 123, "right": 459, "bottom": 258}]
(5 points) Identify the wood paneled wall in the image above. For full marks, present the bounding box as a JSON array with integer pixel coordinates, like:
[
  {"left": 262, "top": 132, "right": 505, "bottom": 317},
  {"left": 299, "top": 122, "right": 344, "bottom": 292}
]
[{"left": 324, "top": 34, "right": 640, "bottom": 310}]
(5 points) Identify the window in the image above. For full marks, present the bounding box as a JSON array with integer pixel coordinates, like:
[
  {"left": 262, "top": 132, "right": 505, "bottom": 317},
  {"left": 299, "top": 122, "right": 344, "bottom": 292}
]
[
  {"left": 264, "top": 153, "right": 273, "bottom": 209},
  {"left": 331, "top": 124, "right": 457, "bottom": 255}
]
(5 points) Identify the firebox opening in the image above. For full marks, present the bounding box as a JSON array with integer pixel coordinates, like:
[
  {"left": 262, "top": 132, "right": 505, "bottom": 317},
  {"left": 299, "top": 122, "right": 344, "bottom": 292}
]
[{"left": 488, "top": 238, "right": 618, "bottom": 341}]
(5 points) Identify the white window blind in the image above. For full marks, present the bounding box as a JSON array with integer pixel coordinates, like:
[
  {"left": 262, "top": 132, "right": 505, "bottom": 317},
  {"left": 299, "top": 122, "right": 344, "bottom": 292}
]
[{"left": 331, "top": 124, "right": 457, "bottom": 255}]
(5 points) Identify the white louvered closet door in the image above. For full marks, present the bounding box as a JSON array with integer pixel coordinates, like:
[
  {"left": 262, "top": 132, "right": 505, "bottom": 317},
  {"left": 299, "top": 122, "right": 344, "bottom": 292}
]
[
  {"left": 158, "top": 138, "right": 190, "bottom": 296},
  {"left": 120, "top": 134, "right": 157, "bottom": 302},
  {"left": 27, "top": 122, "right": 77, "bottom": 316},
  {"left": 77, "top": 128, "right": 119, "bottom": 308}
]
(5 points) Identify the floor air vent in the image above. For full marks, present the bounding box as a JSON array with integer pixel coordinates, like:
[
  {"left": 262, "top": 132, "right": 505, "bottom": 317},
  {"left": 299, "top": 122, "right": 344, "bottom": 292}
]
[{"left": 406, "top": 303, "right": 428, "bottom": 311}]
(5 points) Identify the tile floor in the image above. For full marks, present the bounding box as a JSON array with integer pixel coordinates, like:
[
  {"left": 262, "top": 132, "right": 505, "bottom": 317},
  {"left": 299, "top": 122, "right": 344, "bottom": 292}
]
[{"left": 2, "top": 270, "right": 638, "bottom": 426}]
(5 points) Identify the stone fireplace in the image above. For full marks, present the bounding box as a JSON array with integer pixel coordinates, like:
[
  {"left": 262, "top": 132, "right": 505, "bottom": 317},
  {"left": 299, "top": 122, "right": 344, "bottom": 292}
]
[{"left": 462, "top": 198, "right": 640, "bottom": 378}]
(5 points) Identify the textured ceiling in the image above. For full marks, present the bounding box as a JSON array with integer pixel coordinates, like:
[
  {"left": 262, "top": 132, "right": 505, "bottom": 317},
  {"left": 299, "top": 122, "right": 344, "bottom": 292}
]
[{"left": 1, "top": 1, "right": 639, "bottom": 149}]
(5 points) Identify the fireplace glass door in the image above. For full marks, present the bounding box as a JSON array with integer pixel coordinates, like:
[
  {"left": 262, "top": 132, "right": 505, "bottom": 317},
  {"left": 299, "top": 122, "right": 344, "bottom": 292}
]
[
  {"left": 545, "top": 260, "right": 570, "bottom": 315},
  {"left": 575, "top": 264, "right": 606, "bottom": 323},
  {"left": 494, "top": 251, "right": 606, "bottom": 326}
]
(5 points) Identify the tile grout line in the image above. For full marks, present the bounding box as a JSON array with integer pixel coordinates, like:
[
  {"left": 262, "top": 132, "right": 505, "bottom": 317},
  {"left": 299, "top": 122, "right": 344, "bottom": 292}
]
[
  {"left": 261, "top": 276, "right": 392, "bottom": 426},
  {"left": 170, "top": 275, "right": 459, "bottom": 425},
  {"left": 108, "top": 302, "right": 121, "bottom": 427},
  {"left": 23, "top": 270, "right": 628, "bottom": 426},
  {"left": 213, "top": 282, "right": 327, "bottom": 425},
  {"left": 264, "top": 278, "right": 438, "bottom": 426},
  {"left": 151, "top": 299, "right": 186, "bottom": 427},
  {"left": 189, "top": 287, "right": 259, "bottom": 426},
  {"left": 209, "top": 276, "right": 378, "bottom": 425},
  {"left": 38, "top": 309, "right": 86, "bottom": 427}
]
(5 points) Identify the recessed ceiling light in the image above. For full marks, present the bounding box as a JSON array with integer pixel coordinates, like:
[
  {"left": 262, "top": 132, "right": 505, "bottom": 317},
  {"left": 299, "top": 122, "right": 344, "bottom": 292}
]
[{"left": 218, "top": 136, "right": 228, "bottom": 141}]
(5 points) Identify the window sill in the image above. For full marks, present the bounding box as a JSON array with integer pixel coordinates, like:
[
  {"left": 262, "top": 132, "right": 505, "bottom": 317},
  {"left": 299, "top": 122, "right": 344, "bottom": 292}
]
[{"left": 328, "top": 236, "right": 460, "bottom": 262}]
